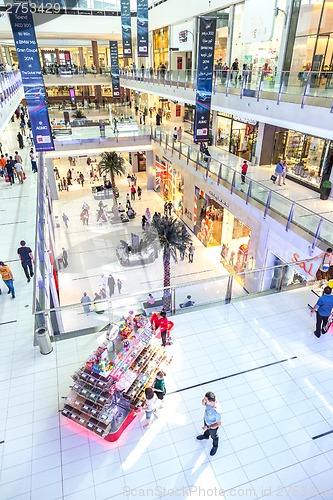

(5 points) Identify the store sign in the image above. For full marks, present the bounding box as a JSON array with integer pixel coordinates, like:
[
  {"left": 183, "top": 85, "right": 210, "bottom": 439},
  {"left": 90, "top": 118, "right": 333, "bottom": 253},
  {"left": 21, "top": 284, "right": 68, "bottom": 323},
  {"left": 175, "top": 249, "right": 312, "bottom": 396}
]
[
  {"left": 218, "top": 112, "right": 233, "bottom": 119},
  {"left": 137, "top": 0, "right": 148, "bottom": 57},
  {"left": 109, "top": 41, "right": 120, "bottom": 98},
  {"left": 179, "top": 30, "right": 188, "bottom": 43},
  {"left": 194, "top": 16, "right": 216, "bottom": 143},
  {"left": 9, "top": 6, "right": 54, "bottom": 152},
  {"left": 291, "top": 253, "right": 316, "bottom": 279},
  {"left": 233, "top": 115, "right": 258, "bottom": 126},
  {"left": 208, "top": 190, "right": 230, "bottom": 208},
  {"left": 120, "top": 0, "right": 132, "bottom": 58},
  {"left": 242, "top": 0, "right": 277, "bottom": 43}
]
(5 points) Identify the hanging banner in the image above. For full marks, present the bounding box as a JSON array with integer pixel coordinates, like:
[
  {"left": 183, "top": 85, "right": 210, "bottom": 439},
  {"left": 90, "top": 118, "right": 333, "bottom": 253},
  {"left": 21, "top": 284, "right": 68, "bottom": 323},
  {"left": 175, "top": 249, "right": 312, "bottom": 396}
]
[
  {"left": 137, "top": 0, "right": 148, "bottom": 57},
  {"left": 109, "top": 41, "right": 120, "bottom": 98},
  {"left": 120, "top": 0, "right": 133, "bottom": 58},
  {"left": 194, "top": 16, "right": 216, "bottom": 143},
  {"left": 9, "top": 6, "right": 54, "bottom": 151}
]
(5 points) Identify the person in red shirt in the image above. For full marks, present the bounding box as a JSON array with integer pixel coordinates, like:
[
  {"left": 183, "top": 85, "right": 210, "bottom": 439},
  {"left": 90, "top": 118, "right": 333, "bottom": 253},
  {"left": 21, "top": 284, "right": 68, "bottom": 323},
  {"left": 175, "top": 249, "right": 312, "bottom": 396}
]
[
  {"left": 241, "top": 161, "right": 248, "bottom": 184},
  {"left": 150, "top": 308, "right": 169, "bottom": 347}
]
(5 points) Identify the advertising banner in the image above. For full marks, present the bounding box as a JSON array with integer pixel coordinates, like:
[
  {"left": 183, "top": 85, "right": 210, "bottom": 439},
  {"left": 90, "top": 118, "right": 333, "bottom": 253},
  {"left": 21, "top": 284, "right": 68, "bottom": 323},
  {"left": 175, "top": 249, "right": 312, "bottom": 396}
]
[
  {"left": 137, "top": 0, "right": 148, "bottom": 57},
  {"left": 9, "top": 6, "right": 54, "bottom": 151},
  {"left": 194, "top": 16, "right": 216, "bottom": 143},
  {"left": 120, "top": 0, "right": 133, "bottom": 58},
  {"left": 109, "top": 41, "right": 120, "bottom": 98}
]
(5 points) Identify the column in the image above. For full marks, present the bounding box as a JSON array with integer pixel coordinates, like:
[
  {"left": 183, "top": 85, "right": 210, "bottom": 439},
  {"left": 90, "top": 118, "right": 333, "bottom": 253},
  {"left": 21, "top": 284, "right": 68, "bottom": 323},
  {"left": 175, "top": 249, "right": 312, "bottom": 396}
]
[
  {"left": 211, "top": 110, "right": 218, "bottom": 146},
  {"left": 146, "top": 150, "right": 155, "bottom": 190},
  {"left": 0, "top": 45, "right": 6, "bottom": 66},
  {"left": 55, "top": 48, "right": 60, "bottom": 64},
  {"left": 91, "top": 40, "right": 100, "bottom": 71},
  {"left": 78, "top": 47, "right": 84, "bottom": 68},
  {"left": 255, "top": 122, "right": 277, "bottom": 166},
  {"left": 4, "top": 46, "right": 12, "bottom": 66},
  {"left": 94, "top": 85, "right": 102, "bottom": 104},
  {"left": 41, "top": 50, "right": 47, "bottom": 68},
  {"left": 226, "top": 5, "right": 235, "bottom": 67}
]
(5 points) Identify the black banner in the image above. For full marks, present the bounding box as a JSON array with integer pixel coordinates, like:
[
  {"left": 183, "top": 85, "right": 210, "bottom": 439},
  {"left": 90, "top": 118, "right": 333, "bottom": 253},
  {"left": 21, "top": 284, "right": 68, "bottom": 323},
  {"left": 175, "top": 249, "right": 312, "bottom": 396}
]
[
  {"left": 194, "top": 16, "right": 216, "bottom": 143},
  {"left": 120, "top": 0, "right": 133, "bottom": 58},
  {"left": 110, "top": 41, "right": 120, "bottom": 98},
  {"left": 137, "top": 0, "right": 148, "bottom": 57}
]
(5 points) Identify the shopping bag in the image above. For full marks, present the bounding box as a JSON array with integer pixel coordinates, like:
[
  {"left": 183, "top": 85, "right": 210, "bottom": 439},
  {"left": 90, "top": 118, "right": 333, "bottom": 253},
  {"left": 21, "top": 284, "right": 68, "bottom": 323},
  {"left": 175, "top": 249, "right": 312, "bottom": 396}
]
[
  {"left": 23, "top": 172, "right": 26, "bottom": 180},
  {"left": 5, "top": 175, "right": 9, "bottom": 183},
  {"left": 270, "top": 175, "right": 277, "bottom": 182}
]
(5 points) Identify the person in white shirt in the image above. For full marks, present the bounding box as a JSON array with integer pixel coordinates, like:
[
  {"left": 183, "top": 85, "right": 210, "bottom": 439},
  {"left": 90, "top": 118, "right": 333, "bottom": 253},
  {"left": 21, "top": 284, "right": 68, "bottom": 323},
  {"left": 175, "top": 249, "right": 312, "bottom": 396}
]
[
  {"left": 14, "top": 162, "right": 24, "bottom": 184},
  {"left": 29, "top": 149, "right": 37, "bottom": 173}
]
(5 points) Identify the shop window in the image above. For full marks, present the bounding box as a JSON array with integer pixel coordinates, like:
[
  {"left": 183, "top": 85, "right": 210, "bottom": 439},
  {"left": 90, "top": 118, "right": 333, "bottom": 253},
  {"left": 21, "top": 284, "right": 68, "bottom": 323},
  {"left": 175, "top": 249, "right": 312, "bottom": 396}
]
[
  {"left": 290, "top": 36, "right": 316, "bottom": 73},
  {"left": 320, "top": 0, "right": 333, "bottom": 34},
  {"left": 296, "top": 0, "right": 324, "bottom": 37}
]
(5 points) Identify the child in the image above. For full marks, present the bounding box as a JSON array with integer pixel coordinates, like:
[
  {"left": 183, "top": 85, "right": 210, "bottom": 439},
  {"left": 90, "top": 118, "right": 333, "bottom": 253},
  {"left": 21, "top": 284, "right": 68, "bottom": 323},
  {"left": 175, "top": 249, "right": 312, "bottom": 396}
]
[
  {"left": 143, "top": 387, "right": 158, "bottom": 427},
  {"left": 153, "top": 371, "right": 166, "bottom": 407}
]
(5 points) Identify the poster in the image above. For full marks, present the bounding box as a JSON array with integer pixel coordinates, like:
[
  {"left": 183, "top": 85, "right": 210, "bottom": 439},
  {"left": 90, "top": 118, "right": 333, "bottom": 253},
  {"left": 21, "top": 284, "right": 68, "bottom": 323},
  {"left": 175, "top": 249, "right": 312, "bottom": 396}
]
[
  {"left": 9, "top": 6, "right": 54, "bottom": 151},
  {"left": 242, "top": 0, "right": 277, "bottom": 43},
  {"left": 120, "top": 0, "right": 133, "bottom": 58},
  {"left": 194, "top": 16, "right": 216, "bottom": 143},
  {"left": 137, "top": 0, "right": 148, "bottom": 57},
  {"left": 109, "top": 41, "right": 120, "bottom": 98}
]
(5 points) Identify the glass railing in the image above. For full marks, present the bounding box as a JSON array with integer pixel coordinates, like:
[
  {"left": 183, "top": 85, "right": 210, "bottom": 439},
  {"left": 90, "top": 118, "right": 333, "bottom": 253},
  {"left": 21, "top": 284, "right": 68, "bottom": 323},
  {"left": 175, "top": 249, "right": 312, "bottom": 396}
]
[
  {"left": 0, "top": 70, "right": 21, "bottom": 102},
  {"left": 150, "top": 126, "right": 333, "bottom": 246},
  {"left": 33, "top": 259, "right": 314, "bottom": 338},
  {"left": 120, "top": 69, "right": 333, "bottom": 108}
]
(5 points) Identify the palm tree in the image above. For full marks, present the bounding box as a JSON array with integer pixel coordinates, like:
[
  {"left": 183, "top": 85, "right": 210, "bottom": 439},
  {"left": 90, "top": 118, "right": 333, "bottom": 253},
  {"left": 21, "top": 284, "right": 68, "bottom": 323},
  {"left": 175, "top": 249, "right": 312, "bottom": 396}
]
[
  {"left": 144, "top": 216, "right": 192, "bottom": 310},
  {"left": 98, "top": 152, "right": 125, "bottom": 221}
]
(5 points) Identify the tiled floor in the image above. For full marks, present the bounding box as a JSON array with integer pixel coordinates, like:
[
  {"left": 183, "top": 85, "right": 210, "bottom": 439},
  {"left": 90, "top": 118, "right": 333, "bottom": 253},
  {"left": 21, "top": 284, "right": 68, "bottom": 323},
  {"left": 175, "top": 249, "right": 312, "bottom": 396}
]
[{"left": 1, "top": 117, "right": 333, "bottom": 500}]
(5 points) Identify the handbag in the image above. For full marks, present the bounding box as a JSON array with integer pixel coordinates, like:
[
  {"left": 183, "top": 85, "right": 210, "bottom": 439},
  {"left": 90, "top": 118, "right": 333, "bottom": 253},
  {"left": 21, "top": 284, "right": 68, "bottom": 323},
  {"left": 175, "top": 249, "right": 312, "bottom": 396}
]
[
  {"left": 23, "top": 171, "right": 26, "bottom": 180},
  {"left": 270, "top": 174, "right": 277, "bottom": 182},
  {"left": 5, "top": 175, "right": 9, "bottom": 183}
]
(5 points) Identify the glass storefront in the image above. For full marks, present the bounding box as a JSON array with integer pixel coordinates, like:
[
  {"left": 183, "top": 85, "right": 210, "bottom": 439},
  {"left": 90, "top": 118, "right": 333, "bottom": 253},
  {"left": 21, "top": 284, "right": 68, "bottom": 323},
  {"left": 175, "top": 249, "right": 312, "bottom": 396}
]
[
  {"left": 153, "top": 26, "right": 169, "bottom": 70},
  {"left": 216, "top": 113, "right": 258, "bottom": 161},
  {"left": 154, "top": 155, "right": 184, "bottom": 214},
  {"left": 272, "top": 129, "right": 330, "bottom": 188},
  {"left": 231, "top": 0, "right": 287, "bottom": 75},
  {"left": 194, "top": 187, "right": 251, "bottom": 284},
  {"left": 290, "top": 0, "right": 333, "bottom": 79}
]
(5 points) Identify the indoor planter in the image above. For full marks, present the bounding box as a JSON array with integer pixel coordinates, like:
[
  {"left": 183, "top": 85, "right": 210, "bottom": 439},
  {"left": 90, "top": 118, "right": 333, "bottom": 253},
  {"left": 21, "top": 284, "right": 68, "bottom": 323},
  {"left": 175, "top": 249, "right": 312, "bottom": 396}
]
[{"left": 320, "top": 180, "right": 332, "bottom": 200}]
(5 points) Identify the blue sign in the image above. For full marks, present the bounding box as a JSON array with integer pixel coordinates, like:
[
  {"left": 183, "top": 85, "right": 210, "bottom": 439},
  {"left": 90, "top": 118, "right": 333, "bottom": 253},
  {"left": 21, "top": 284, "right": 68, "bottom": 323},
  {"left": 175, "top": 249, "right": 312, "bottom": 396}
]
[
  {"left": 194, "top": 16, "right": 216, "bottom": 143},
  {"left": 9, "top": 7, "right": 54, "bottom": 151},
  {"left": 109, "top": 41, "right": 120, "bottom": 99},
  {"left": 120, "top": 0, "right": 133, "bottom": 58},
  {"left": 137, "top": 0, "right": 148, "bottom": 57}
]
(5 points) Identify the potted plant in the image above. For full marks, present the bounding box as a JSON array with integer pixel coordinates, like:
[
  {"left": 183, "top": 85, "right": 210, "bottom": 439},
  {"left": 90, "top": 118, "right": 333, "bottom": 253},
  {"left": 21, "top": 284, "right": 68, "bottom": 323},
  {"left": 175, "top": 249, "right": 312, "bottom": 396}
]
[{"left": 320, "top": 180, "right": 332, "bottom": 200}]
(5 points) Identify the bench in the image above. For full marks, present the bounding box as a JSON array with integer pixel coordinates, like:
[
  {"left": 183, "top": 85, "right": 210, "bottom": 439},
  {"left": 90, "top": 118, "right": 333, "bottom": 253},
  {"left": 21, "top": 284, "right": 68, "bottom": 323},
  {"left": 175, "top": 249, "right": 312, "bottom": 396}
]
[{"left": 143, "top": 299, "right": 164, "bottom": 309}]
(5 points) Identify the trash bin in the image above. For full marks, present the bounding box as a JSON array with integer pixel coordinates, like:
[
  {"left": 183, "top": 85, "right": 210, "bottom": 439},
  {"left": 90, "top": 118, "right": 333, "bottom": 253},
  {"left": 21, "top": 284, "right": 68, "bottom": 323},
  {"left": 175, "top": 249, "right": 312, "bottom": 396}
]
[{"left": 35, "top": 327, "right": 53, "bottom": 355}]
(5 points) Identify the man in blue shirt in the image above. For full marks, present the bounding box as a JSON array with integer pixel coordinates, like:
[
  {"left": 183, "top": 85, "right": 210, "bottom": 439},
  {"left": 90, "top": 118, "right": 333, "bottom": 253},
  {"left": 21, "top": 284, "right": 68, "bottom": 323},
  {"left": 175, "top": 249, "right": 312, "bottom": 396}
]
[
  {"left": 311, "top": 286, "right": 333, "bottom": 337},
  {"left": 197, "top": 391, "right": 222, "bottom": 456},
  {"left": 274, "top": 161, "right": 284, "bottom": 186}
]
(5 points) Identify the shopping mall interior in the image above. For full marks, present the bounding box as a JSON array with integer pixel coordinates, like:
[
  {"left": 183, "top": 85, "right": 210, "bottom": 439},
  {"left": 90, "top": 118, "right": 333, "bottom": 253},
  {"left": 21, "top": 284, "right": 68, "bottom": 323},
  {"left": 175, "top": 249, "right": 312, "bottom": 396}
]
[{"left": 1, "top": 0, "right": 333, "bottom": 499}]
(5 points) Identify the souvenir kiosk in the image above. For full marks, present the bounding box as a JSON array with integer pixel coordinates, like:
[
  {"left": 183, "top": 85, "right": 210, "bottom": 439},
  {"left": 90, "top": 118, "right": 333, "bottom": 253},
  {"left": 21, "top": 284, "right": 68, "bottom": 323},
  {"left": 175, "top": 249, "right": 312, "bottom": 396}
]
[{"left": 61, "top": 312, "right": 172, "bottom": 442}]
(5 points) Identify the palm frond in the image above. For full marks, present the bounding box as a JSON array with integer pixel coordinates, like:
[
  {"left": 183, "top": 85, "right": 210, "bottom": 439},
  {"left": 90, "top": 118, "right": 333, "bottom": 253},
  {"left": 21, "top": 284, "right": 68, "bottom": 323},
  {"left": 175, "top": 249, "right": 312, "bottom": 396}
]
[{"left": 98, "top": 151, "right": 126, "bottom": 177}]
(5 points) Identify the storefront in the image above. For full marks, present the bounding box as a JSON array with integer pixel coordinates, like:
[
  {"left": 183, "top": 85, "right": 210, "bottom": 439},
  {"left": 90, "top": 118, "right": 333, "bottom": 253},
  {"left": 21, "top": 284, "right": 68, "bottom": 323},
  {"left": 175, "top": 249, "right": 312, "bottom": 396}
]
[
  {"left": 288, "top": 0, "right": 333, "bottom": 80},
  {"left": 216, "top": 112, "right": 258, "bottom": 161},
  {"left": 154, "top": 155, "right": 184, "bottom": 214},
  {"left": 272, "top": 128, "right": 331, "bottom": 189},
  {"left": 184, "top": 104, "right": 195, "bottom": 135},
  {"left": 153, "top": 26, "right": 169, "bottom": 70},
  {"left": 194, "top": 187, "right": 251, "bottom": 283}
]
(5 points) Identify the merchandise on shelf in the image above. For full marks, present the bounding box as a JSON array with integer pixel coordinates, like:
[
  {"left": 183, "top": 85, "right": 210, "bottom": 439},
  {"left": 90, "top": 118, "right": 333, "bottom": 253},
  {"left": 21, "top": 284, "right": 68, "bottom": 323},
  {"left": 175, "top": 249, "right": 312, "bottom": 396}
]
[{"left": 61, "top": 312, "right": 173, "bottom": 441}]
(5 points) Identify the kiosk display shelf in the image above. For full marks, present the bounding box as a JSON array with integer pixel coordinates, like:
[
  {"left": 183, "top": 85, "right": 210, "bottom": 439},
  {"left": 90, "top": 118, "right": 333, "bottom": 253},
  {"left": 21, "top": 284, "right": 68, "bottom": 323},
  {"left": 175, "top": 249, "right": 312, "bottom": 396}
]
[{"left": 61, "top": 312, "right": 172, "bottom": 441}]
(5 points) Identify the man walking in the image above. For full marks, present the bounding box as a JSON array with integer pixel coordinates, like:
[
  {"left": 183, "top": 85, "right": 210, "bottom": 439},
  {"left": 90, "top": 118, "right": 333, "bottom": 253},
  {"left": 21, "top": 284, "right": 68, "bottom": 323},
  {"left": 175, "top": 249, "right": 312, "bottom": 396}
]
[
  {"left": 17, "top": 240, "right": 34, "bottom": 282},
  {"left": 0, "top": 261, "right": 15, "bottom": 298},
  {"left": 196, "top": 391, "right": 222, "bottom": 456},
  {"left": 62, "top": 213, "right": 69, "bottom": 228},
  {"left": 241, "top": 160, "right": 248, "bottom": 184},
  {"left": 311, "top": 286, "right": 333, "bottom": 338},
  {"left": 188, "top": 243, "right": 195, "bottom": 263},
  {"left": 6, "top": 157, "right": 15, "bottom": 185},
  {"left": 30, "top": 149, "right": 38, "bottom": 173},
  {"left": 62, "top": 248, "right": 68, "bottom": 268},
  {"left": 107, "top": 274, "right": 115, "bottom": 297}
]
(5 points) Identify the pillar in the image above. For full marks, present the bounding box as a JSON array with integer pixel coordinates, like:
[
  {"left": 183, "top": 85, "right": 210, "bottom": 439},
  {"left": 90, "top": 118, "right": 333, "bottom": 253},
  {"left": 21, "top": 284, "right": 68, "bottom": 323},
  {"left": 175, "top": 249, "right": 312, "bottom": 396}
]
[
  {"left": 146, "top": 150, "right": 155, "bottom": 190},
  {"left": 91, "top": 40, "right": 99, "bottom": 71},
  {"left": 55, "top": 48, "right": 60, "bottom": 64},
  {"left": 41, "top": 50, "right": 47, "bottom": 67},
  {"left": 0, "top": 45, "right": 5, "bottom": 66},
  {"left": 94, "top": 85, "right": 102, "bottom": 103},
  {"left": 211, "top": 110, "right": 218, "bottom": 146},
  {"left": 226, "top": 5, "right": 235, "bottom": 67},
  {"left": 255, "top": 122, "right": 277, "bottom": 166},
  {"left": 4, "top": 46, "right": 12, "bottom": 66},
  {"left": 78, "top": 47, "right": 84, "bottom": 68}
]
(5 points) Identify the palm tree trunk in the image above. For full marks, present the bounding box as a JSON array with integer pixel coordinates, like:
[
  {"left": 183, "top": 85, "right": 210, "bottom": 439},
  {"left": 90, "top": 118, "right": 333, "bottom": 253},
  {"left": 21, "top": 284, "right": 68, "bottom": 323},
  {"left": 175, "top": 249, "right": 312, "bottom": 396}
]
[
  {"left": 110, "top": 171, "right": 120, "bottom": 222},
  {"left": 163, "top": 254, "right": 171, "bottom": 311}
]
